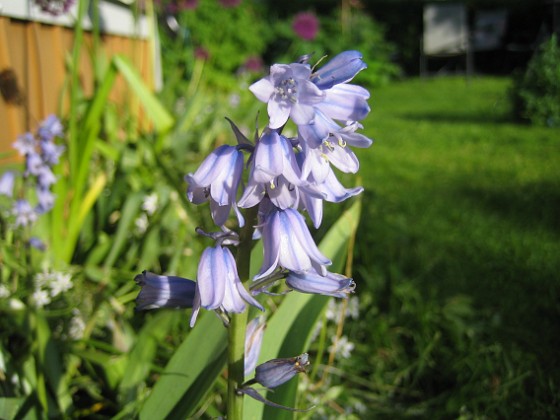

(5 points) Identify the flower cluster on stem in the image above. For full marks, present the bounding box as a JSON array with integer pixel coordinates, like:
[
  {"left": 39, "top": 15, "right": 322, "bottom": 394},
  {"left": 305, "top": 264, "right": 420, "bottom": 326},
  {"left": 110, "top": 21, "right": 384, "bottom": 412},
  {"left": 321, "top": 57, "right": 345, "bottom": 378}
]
[
  {"left": 1, "top": 115, "right": 65, "bottom": 236},
  {"left": 134, "top": 50, "right": 372, "bottom": 417}
]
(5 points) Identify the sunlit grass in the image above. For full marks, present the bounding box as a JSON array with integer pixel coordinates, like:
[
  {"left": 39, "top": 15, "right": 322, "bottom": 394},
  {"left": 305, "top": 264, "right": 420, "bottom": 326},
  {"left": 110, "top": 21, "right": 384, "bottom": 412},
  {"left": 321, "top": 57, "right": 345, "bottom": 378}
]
[{"left": 349, "top": 76, "right": 560, "bottom": 417}]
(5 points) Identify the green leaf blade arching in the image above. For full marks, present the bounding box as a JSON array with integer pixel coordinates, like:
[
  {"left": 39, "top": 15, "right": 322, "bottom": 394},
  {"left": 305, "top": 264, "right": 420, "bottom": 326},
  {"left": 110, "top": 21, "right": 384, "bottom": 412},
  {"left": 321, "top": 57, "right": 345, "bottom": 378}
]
[
  {"left": 244, "top": 198, "right": 362, "bottom": 419},
  {"left": 138, "top": 312, "right": 227, "bottom": 419},
  {"left": 112, "top": 55, "right": 174, "bottom": 134}
]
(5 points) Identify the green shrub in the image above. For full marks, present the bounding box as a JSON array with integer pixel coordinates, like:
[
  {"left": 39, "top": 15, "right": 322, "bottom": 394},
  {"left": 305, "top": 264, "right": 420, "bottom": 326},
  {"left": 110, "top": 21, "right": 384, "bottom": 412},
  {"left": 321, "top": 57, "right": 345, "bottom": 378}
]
[
  {"left": 160, "top": 0, "right": 267, "bottom": 93},
  {"left": 511, "top": 35, "right": 560, "bottom": 127},
  {"left": 266, "top": 10, "right": 400, "bottom": 88}
]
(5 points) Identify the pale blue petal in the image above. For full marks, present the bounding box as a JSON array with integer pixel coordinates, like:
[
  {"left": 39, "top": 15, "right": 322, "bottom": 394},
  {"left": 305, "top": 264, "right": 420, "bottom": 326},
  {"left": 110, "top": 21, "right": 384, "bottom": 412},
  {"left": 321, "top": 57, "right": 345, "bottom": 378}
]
[
  {"left": 268, "top": 99, "right": 292, "bottom": 129},
  {"left": 289, "top": 63, "right": 312, "bottom": 79},
  {"left": 317, "top": 169, "right": 364, "bottom": 203},
  {"left": 296, "top": 80, "right": 325, "bottom": 105},
  {"left": 209, "top": 199, "right": 231, "bottom": 227},
  {"left": 245, "top": 317, "right": 266, "bottom": 376},
  {"left": 311, "top": 50, "right": 367, "bottom": 89},
  {"left": 290, "top": 102, "right": 316, "bottom": 126},
  {"left": 282, "top": 209, "right": 331, "bottom": 268},
  {"left": 238, "top": 179, "right": 265, "bottom": 208},
  {"left": 324, "top": 144, "right": 359, "bottom": 174},
  {"left": 197, "top": 246, "right": 226, "bottom": 309},
  {"left": 249, "top": 77, "right": 275, "bottom": 102},
  {"left": 278, "top": 135, "right": 304, "bottom": 186},
  {"left": 253, "top": 131, "right": 284, "bottom": 183},
  {"left": 317, "top": 85, "right": 370, "bottom": 122},
  {"left": 286, "top": 270, "right": 355, "bottom": 298}
]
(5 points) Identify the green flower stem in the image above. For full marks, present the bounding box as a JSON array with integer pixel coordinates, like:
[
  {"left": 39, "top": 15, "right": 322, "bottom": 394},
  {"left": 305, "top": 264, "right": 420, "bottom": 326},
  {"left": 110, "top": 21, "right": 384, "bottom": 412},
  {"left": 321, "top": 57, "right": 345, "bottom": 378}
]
[{"left": 228, "top": 205, "right": 259, "bottom": 420}]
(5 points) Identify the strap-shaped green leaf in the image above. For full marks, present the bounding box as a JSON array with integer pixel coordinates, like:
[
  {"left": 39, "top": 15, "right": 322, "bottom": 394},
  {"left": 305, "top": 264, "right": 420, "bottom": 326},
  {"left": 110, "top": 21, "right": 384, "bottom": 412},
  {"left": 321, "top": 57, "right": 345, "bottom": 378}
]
[
  {"left": 138, "top": 312, "right": 227, "bottom": 419},
  {"left": 113, "top": 55, "right": 174, "bottom": 134},
  {"left": 244, "top": 198, "right": 362, "bottom": 419}
]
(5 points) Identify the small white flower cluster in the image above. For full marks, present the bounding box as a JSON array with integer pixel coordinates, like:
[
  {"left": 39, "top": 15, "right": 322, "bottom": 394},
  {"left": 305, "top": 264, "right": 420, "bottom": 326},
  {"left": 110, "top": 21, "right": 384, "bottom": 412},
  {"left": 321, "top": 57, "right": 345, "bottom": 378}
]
[
  {"left": 135, "top": 192, "right": 159, "bottom": 234},
  {"left": 0, "top": 284, "right": 10, "bottom": 298},
  {"left": 31, "top": 270, "right": 73, "bottom": 307},
  {"left": 68, "top": 309, "right": 86, "bottom": 340},
  {"left": 325, "top": 295, "right": 360, "bottom": 322},
  {"left": 328, "top": 335, "right": 355, "bottom": 359}
]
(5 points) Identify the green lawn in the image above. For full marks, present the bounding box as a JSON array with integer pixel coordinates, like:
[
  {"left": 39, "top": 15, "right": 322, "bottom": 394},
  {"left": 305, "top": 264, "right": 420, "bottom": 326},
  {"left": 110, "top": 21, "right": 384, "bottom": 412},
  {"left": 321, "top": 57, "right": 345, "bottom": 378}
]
[{"left": 347, "top": 76, "right": 560, "bottom": 418}]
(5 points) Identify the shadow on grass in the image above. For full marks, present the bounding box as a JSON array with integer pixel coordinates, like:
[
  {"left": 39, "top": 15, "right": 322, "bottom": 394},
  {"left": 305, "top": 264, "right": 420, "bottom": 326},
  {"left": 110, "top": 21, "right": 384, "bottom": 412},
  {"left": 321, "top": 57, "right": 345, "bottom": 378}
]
[
  {"left": 459, "top": 180, "right": 560, "bottom": 234},
  {"left": 399, "top": 112, "right": 513, "bottom": 125},
  {"left": 353, "top": 185, "right": 560, "bottom": 416}
]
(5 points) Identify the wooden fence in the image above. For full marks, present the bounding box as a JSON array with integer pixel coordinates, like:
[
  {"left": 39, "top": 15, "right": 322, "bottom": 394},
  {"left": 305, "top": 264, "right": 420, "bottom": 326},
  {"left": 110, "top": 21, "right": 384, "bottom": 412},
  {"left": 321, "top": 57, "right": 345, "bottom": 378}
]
[{"left": 0, "top": 14, "right": 155, "bottom": 164}]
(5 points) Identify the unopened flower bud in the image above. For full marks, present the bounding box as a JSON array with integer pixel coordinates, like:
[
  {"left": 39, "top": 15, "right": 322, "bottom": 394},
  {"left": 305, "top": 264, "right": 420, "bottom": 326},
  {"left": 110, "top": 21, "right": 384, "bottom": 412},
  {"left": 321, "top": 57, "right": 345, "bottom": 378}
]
[{"left": 254, "top": 353, "right": 310, "bottom": 389}]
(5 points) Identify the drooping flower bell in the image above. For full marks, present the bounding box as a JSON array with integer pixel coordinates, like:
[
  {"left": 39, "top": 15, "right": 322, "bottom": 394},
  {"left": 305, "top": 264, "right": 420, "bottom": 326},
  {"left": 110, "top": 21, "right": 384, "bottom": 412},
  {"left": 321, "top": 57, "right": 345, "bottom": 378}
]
[
  {"left": 190, "top": 245, "right": 263, "bottom": 327},
  {"left": 310, "top": 50, "right": 367, "bottom": 90},
  {"left": 134, "top": 271, "right": 196, "bottom": 310},
  {"left": 0, "top": 171, "right": 15, "bottom": 197},
  {"left": 185, "top": 144, "right": 245, "bottom": 227},
  {"left": 256, "top": 207, "right": 331, "bottom": 279},
  {"left": 13, "top": 199, "right": 37, "bottom": 227},
  {"left": 238, "top": 130, "right": 318, "bottom": 210},
  {"left": 285, "top": 270, "right": 356, "bottom": 298}
]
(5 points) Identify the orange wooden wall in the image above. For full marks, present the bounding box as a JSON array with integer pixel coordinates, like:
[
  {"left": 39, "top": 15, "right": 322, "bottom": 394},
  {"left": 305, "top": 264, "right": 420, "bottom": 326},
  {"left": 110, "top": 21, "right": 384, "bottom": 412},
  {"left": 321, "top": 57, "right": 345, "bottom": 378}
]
[{"left": 0, "top": 16, "right": 154, "bottom": 164}]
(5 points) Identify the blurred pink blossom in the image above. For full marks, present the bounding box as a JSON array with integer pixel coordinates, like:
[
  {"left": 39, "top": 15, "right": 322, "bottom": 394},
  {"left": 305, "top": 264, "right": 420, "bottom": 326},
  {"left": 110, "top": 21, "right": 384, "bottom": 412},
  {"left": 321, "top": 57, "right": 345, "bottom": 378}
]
[
  {"left": 219, "top": 0, "right": 242, "bottom": 8},
  {"left": 244, "top": 55, "right": 264, "bottom": 73},
  {"left": 179, "top": 0, "right": 199, "bottom": 10},
  {"left": 292, "top": 11, "right": 320, "bottom": 41}
]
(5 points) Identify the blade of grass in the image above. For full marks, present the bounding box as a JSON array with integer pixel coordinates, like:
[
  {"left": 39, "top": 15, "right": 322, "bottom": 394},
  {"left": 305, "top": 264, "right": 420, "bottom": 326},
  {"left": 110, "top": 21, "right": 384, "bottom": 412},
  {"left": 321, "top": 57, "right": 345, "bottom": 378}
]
[
  {"left": 113, "top": 55, "right": 174, "bottom": 134},
  {"left": 118, "top": 311, "right": 181, "bottom": 404},
  {"left": 103, "top": 191, "right": 144, "bottom": 270}
]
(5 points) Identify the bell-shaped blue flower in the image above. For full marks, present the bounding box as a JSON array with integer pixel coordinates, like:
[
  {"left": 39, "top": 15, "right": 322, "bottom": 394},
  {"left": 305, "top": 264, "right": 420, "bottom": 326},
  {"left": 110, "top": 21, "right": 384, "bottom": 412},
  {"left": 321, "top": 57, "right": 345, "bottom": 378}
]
[
  {"left": 238, "top": 130, "right": 318, "bottom": 210},
  {"left": 311, "top": 50, "right": 367, "bottom": 90},
  {"left": 35, "top": 186, "right": 55, "bottom": 214},
  {"left": 0, "top": 171, "right": 15, "bottom": 197},
  {"left": 37, "top": 114, "right": 64, "bottom": 142},
  {"left": 13, "top": 199, "right": 37, "bottom": 227},
  {"left": 251, "top": 130, "right": 303, "bottom": 186},
  {"left": 249, "top": 63, "right": 324, "bottom": 129},
  {"left": 254, "top": 353, "right": 310, "bottom": 389},
  {"left": 13, "top": 132, "right": 36, "bottom": 156},
  {"left": 190, "top": 245, "right": 263, "bottom": 327},
  {"left": 286, "top": 270, "right": 356, "bottom": 298},
  {"left": 185, "top": 144, "right": 245, "bottom": 227},
  {"left": 40, "top": 140, "right": 65, "bottom": 166},
  {"left": 134, "top": 271, "right": 196, "bottom": 310},
  {"left": 256, "top": 207, "right": 331, "bottom": 279}
]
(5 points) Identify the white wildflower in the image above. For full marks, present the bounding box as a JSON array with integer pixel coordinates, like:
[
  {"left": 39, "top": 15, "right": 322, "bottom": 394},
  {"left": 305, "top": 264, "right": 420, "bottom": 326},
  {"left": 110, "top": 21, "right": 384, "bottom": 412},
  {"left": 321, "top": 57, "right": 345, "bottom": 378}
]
[
  {"left": 142, "top": 192, "right": 158, "bottom": 215},
  {"left": 49, "top": 272, "right": 73, "bottom": 297},
  {"left": 34, "top": 271, "right": 53, "bottom": 288},
  {"left": 135, "top": 213, "right": 149, "bottom": 234},
  {"left": 31, "top": 289, "right": 51, "bottom": 307},
  {"left": 346, "top": 296, "right": 359, "bottom": 319},
  {"left": 325, "top": 298, "right": 338, "bottom": 321},
  {"left": 328, "top": 335, "right": 355, "bottom": 359},
  {"left": 0, "top": 284, "right": 10, "bottom": 298},
  {"left": 68, "top": 310, "right": 86, "bottom": 340}
]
